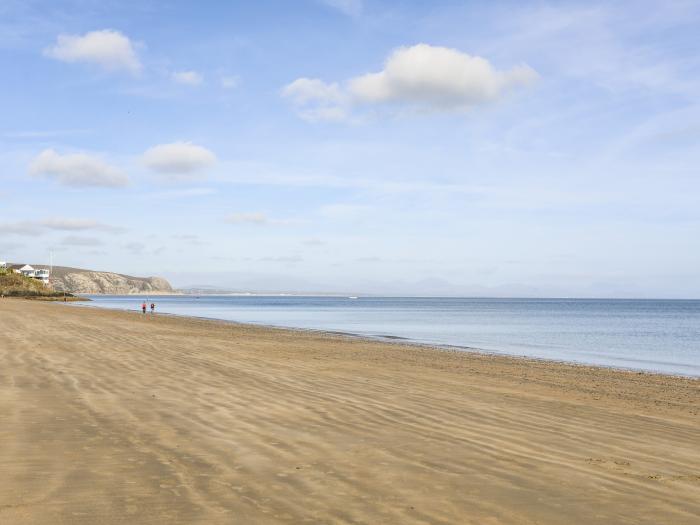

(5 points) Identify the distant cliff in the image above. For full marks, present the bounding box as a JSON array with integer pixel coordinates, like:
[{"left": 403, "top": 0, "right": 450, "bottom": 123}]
[{"left": 47, "top": 266, "right": 175, "bottom": 295}]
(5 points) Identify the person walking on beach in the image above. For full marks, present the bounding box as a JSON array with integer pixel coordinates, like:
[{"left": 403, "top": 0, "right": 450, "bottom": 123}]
[
  {"left": 150, "top": 302, "right": 155, "bottom": 314},
  {"left": 142, "top": 302, "right": 146, "bottom": 314}
]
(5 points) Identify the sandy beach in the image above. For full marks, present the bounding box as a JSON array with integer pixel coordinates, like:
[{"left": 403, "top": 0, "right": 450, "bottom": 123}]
[{"left": 0, "top": 300, "right": 698, "bottom": 524}]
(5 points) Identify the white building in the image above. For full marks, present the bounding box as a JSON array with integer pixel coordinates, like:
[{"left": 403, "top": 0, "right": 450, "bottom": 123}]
[
  {"left": 35, "top": 268, "right": 50, "bottom": 285},
  {"left": 0, "top": 261, "right": 6, "bottom": 270},
  {"left": 16, "top": 264, "right": 51, "bottom": 285},
  {"left": 18, "top": 264, "right": 35, "bottom": 277}
]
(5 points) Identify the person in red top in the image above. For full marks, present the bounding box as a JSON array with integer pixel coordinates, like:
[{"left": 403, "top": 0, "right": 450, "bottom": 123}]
[{"left": 141, "top": 302, "right": 146, "bottom": 314}]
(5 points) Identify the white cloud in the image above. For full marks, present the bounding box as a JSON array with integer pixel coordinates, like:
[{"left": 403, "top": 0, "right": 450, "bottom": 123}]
[
  {"left": 282, "top": 78, "right": 344, "bottom": 105},
  {"left": 283, "top": 44, "right": 537, "bottom": 119},
  {"left": 317, "top": 0, "right": 362, "bottom": 16},
  {"left": 29, "top": 149, "right": 128, "bottom": 188},
  {"left": 172, "top": 70, "right": 203, "bottom": 86},
  {"left": 224, "top": 212, "right": 269, "bottom": 225},
  {"left": 0, "top": 218, "right": 125, "bottom": 236},
  {"left": 349, "top": 44, "right": 538, "bottom": 110},
  {"left": 39, "top": 218, "right": 125, "bottom": 233},
  {"left": 142, "top": 142, "right": 216, "bottom": 177},
  {"left": 281, "top": 78, "right": 348, "bottom": 121},
  {"left": 44, "top": 29, "right": 141, "bottom": 73}
]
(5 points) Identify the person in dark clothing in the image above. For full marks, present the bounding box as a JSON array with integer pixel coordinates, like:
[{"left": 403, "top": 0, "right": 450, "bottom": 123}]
[
  {"left": 150, "top": 303, "right": 155, "bottom": 314},
  {"left": 142, "top": 302, "right": 146, "bottom": 314}
]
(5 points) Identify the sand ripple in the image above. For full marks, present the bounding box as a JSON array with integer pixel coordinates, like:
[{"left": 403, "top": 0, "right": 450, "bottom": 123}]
[{"left": 1, "top": 300, "right": 698, "bottom": 524}]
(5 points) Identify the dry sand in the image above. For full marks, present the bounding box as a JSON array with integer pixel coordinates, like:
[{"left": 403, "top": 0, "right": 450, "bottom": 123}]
[{"left": 0, "top": 299, "right": 698, "bottom": 524}]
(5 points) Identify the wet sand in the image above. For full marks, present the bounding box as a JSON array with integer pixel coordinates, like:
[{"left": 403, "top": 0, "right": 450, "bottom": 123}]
[{"left": 0, "top": 299, "right": 698, "bottom": 524}]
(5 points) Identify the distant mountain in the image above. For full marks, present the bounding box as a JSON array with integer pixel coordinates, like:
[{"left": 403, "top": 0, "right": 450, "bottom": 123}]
[{"left": 44, "top": 265, "right": 175, "bottom": 295}]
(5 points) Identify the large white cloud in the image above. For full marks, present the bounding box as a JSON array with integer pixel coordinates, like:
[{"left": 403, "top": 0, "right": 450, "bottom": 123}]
[
  {"left": 44, "top": 29, "right": 141, "bottom": 73},
  {"left": 349, "top": 44, "right": 538, "bottom": 109},
  {"left": 283, "top": 44, "right": 538, "bottom": 119},
  {"left": 142, "top": 142, "right": 216, "bottom": 176},
  {"left": 29, "top": 149, "right": 128, "bottom": 188}
]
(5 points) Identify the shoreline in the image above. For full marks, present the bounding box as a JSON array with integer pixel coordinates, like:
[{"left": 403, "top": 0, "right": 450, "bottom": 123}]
[
  {"left": 82, "top": 292, "right": 700, "bottom": 300},
  {"left": 71, "top": 298, "right": 700, "bottom": 379},
  {"left": 2, "top": 299, "right": 698, "bottom": 524}
]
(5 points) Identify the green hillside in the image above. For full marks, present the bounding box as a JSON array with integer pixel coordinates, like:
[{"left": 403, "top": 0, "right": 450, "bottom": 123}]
[{"left": 0, "top": 269, "right": 72, "bottom": 298}]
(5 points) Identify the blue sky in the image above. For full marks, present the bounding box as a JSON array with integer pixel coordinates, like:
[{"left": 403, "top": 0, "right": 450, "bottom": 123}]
[{"left": 1, "top": 0, "right": 699, "bottom": 297}]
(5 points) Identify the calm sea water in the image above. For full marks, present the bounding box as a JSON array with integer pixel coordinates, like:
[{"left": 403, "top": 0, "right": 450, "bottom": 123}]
[{"left": 80, "top": 296, "right": 700, "bottom": 377}]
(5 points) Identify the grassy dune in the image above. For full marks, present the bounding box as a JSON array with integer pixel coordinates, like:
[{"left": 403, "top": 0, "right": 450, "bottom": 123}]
[{"left": 0, "top": 270, "right": 75, "bottom": 298}]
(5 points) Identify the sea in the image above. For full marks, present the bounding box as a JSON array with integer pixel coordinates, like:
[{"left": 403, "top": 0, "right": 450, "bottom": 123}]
[{"left": 80, "top": 295, "right": 700, "bottom": 377}]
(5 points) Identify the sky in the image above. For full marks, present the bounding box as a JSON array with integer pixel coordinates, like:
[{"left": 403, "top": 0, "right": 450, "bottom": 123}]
[{"left": 1, "top": 0, "right": 699, "bottom": 297}]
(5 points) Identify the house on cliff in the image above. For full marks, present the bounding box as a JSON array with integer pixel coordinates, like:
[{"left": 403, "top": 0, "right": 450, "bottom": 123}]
[{"left": 9, "top": 264, "right": 51, "bottom": 285}]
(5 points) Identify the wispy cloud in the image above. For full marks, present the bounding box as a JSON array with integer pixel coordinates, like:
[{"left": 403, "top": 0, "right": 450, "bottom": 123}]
[
  {"left": 0, "top": 218, "right": 126, "bottom": 236},
  {"left": 171, "top": 70, "right": 203, "bottom": 86},
  {"left": 282, "top": 78, "right": 349, "bottom": 121},
  {"left": 302, "top": 238, "right": 326, "bottom": 246},
  {"left": 40, "top": 218, "right": 125, "bottom": 233},
  {"left": 220, "top": 75, "right": 239, "bottom": 89},
  {"left": 488, "top": 2, "right": 699, "bottom": 96},
  {"left": 224, "top": 212, "right": 300, "bottom": 226},
  {"left": 212, "top": 158, "right": 489, "bottom": 195},
  {"left": 124, "top": 241, "right": 145, "bottom": 254},
  {"left": 172, "top": 234, "right": 206, "bottom": 245},
  {"left": 224, "top": 212, "right": 270, "bottom": 225},
  {"left": 2, "top": 129, "right": 91, "bottom": 140},
  {"left": 316, "top": 0, "right": 362, "bottom": 17},
  {"left": 29, "top": 149, "right": 128, "bottom": 188}
]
